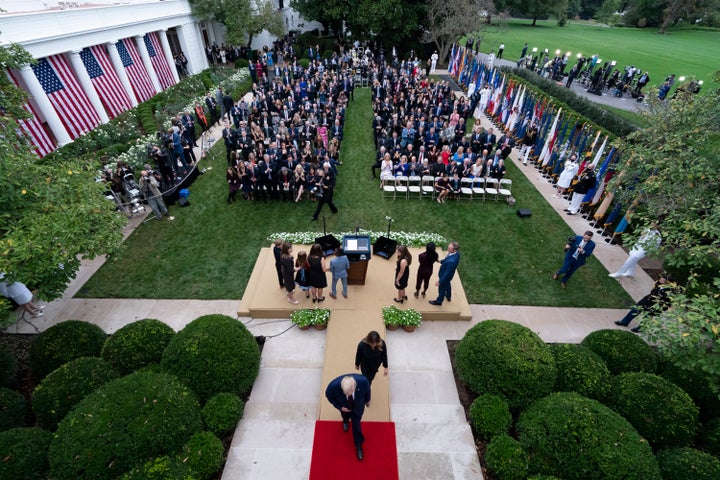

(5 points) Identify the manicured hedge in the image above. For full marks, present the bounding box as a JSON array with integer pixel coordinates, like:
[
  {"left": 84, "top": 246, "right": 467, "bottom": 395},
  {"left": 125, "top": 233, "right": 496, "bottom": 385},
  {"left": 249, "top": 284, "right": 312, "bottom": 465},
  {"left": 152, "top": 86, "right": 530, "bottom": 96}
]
[
  {"left": 182, "top": 431, "right": 225, "bottom": 480},
  {"left": 161, "top": 314, "right": 260, "bottom": 403},
  {"left": 656, "top": 447, "right": 720, "bottom": 480},
  {"left": 455, "top": 320, "right": 556, "bottom": 409},
  {"left": 0, "top": 427, "right": 53, "bottom": 479},
  {"left": 49, "top": 371, "right": 202, "bottom": 480},
  {"left": 101, "top": 319, "right": 175, "bottom": 375},
  {"left": 580, "top": 329, "right": 657, "bottom": 375},
  {"left": 698, "top": 417, "right": 720, "bottom": 457},
  {"left": 202, "top": 392, "right": 245, "bottom": 437},
  {"left": 469, "top": 394, "right": 512, "bottom": 440},
  {"left": 610, "top": 372, "right": 699, "bottom": 449},
  {"left": 549, "top": 343, "right": 611, "bottom": 399},
  {"left": 517, "top": 392, "right": 661, "bottom": 480},
  {"left": 0, "top": 387, "right": 26, "bottom": 431},
  {"left": 31, "top": 356, "right": 118, "bottom": 430},
  {"left": 658, "top": 359, "right": 720, "bottom": 422},
  {"left": 0, "top": 346, "right": 16, "bottom": 387},
  {"left": 486, "top": 434, "right": 529, "bottom": 480},
  {"left": 120, "top": 456, "right": 197, "bottom": 480},
  {"left": 29, "top": 320, "right": 106, "bottom": 380}
]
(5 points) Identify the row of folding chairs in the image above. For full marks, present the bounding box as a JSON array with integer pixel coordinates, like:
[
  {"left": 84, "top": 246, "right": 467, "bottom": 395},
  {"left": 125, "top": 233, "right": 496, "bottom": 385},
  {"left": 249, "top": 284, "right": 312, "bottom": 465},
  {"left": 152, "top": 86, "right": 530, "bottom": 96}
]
[{"left": 383, "top": 175, "right": 512, "bottom": 201}]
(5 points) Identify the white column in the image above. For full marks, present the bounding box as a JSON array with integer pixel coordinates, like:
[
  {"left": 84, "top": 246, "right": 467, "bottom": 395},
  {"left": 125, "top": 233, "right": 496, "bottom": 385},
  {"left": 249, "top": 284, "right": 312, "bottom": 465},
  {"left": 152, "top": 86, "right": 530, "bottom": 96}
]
[
  {"left": 159, "top": 29, "right": 180, "bottom": 83},
  {"left": 67, "top": 50, "right": 110, "bottom": 123},
  {"left": 135, "top": 35, "right": 161, "bottom": 94},
  {"left": 176, "top": 22, "right": 207, "bottom": 75},
  {"left": 17, "top": 64, "right": 72, "bottom": 146},
  {"left": 106, "top": 41, "right": 139, "bottom": 107}
]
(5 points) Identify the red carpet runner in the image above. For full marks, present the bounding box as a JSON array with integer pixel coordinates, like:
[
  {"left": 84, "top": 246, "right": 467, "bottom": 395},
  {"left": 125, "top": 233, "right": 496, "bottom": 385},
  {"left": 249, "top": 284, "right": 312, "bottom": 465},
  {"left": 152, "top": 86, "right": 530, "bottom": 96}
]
[{"left": 309, "top": 420, "right": 399, "bottom": 480}]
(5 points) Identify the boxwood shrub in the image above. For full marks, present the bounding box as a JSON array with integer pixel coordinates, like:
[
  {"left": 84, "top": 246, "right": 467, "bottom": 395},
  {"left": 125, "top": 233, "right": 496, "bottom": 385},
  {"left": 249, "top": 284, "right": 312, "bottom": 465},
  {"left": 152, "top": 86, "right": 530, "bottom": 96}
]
[
  {"left": 656, "top": 447, "right": 720, "bottom": 480},
  {"left": 31, "top": 356, "right": 118, "bottom": 430},
  {"left": 181, "top": 431, "right": 225, "bottom": 480},
  {"left": 528, "top": 476, "right": 564, "bottom": 480},
  {"left": 549, "top": 343, "right": 611, "bottom": 399},
  {"left": 610, "top": 372, "right": 699, "bottom": 449},
  {"left": 101, "top": 319, "right": 175, "bottom": 375},
  {"left": 698, "top": 417, "right": 720, "bottom": 456},
  {"left": 0, "top": 427, "right": 52, "bottom": 479},
  {"left": 161, "top": 314, "right": 260, "bottom": 403},
  {"left": 0, "top": 346, "right": 16, "bottom": 387},
  {"left": 120, "top": 456, "right": 197, "bottom": 480},
  {"left": 580, "top": 329, "right": 657, "bottom": 375},
  {"left": 0, "top": 387, "right": 26, "bottom": 431},
  {"left": 202, "top": 392, "right": 245, "bottom": 436},
  {"left": 486, "top": 434, "right": 529, "bottom": 480},
  {"left": 658, "top": 359, "right": 720, "bottom": 422},
  {"left": 469, "top": 394, "right": 512, "bottom": 440},
  {"left": 48, "top": 371, "right": 202, "bottom": 480},
  {"left": 29, "top": 320, "right": 106, "bottom": 380},
  {"left": 517, "top": 392, "right": 661, "bottom": 480},
  {"left": 455, "top": 320, "right": 556, "bottom": 409}
]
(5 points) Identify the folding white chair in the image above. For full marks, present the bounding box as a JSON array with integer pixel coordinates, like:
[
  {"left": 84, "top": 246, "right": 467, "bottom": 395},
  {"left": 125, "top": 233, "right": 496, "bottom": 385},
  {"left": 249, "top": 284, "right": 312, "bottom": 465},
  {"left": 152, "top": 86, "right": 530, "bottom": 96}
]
[
  {"left": 472, "top": 177, "right": 486, "bottom": 200},
  {"left": 382, "top": 179, "right": 396, "bottom": 199},
  {"left": 421, "top": 175, "right": 436, "bottom": 198},
  {"left": 408, "top": 175, "right": 422, "bottom": 199},
  {"left": 394, "top": 175, "right": 409, "bottom": 199},
  {"left": 460, "top": 177, "right": 474, "bottom": 200},
  {"left": 499, "top": 178, "right": 513, "bottom": 199},
  {"left": 484, "top": 177, "right": 499, "bottom": 201}
]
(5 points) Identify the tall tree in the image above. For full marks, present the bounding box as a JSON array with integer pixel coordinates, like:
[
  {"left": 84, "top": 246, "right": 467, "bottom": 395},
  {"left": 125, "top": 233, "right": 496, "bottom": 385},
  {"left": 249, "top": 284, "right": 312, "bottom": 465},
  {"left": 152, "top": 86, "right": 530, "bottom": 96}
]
[
  {"left": 0, "top": 41, "right": 125, "bottom": 314},
  {"left": 659, "top": 0, "right": 700, "bottom": 32},
  {"left": 189, "top": 0, "right": 283, "bottom": 47},
  {"left": 496, "top": 0, "right": 570, "bottom": 25},
  {"left": 423, "top": 0, "right": 492, "bottom": 65},
  {"left": 595, "top": 0, "right": 621, "bottom": 26}
]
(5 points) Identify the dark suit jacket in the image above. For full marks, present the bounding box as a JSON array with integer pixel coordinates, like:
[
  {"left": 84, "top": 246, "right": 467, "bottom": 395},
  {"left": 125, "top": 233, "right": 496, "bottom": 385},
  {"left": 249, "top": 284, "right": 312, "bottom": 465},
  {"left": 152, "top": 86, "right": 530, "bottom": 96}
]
[
  {"left": 565, "top": 236, "right": 595, "bottom": 266},
  {"left": 438, "top": 252, "right": 460, "bottom": 285},
  {"left": 325, "top": 374, "right": 371, "bottom": 418}
]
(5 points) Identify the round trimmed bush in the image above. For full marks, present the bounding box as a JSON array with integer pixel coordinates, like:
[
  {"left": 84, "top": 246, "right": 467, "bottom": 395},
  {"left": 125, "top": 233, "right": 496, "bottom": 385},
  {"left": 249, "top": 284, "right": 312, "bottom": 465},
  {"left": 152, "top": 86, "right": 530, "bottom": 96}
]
[
  {"left": 658, "top": 359, "right": 720, "bottom": 422},
  {"left": 120, "top": 456, "right": 197, "bottom": 480},
  {"left": 610, "top": 372, "right": 699, "bottom": 449},
  {"left": 528, "top": 476, "right": 564, "bottom": 480},
  {"left": 469, "top": 394, "right": 512, "bottom": 440},
  {"left": 581, "top": 329, "right": 657, "bottom": 374},
  {"left": 0, "top": 427, "right": 52, "bottom": 479},
  {"left": 49, "top": 370, "right": 202, "bottom": 480},
  {"left": 549, "top": 343, "right": 611, "bottom": 399},
  {"left": 455, "top": 320, "right": 556, "bottom": 409},
  {"left": 235, "top": 58, "right": 249, "bottom": 68},
  {"left": 182, "top": 431, "right": 224, "bottom": 480},
  {"left": 486, "top": 434, "right": 529, "bottom": 480},
  {"left": 161, "top": 314, "right": 260, "bottom": 403},
  {"left": 0, "top": 346, "right": 17, "bottom": 387},
  {"left": 32, "top": 356, "right": 118, "bottom": 430},
  {"left": 656, "top": 447, "right": 720, "bottom": 480},
  {"left": 101, "top": 319, "right": 175, "bottom": 375},
  {"left": 202, "top": 392, "right": 245, "bottom": 436},
  {"left": 0, "top": 387, "right": 26, "bottom": 431},
  {"left": 517, "top": 392, "right": 661, "bottom": 480},
  {"left": 698, "top": 417, "right": 720, "bottom": 456},
  {"left": 29, "top": 320, "right": 106, "bottom": 379}
]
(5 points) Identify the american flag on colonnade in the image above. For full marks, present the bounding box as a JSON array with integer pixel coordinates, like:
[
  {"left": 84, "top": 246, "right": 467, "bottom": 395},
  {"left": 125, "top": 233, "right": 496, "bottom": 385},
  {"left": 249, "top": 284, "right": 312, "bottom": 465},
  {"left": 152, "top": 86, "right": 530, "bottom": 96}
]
[
  {"left": 30, "top": 54, "right": 101, "bottom": 140},
  {"left": 80, "top": 45, "right": 133, "bottom": 118},
  {"left": 144, "top": 32, "right": 176, "bottom": 90},
  {"left": 5, "top": 69, "right": 55, "bottom": 157},
  {"left": 116, "top": 38, "right": 156, "bottom": 103}
]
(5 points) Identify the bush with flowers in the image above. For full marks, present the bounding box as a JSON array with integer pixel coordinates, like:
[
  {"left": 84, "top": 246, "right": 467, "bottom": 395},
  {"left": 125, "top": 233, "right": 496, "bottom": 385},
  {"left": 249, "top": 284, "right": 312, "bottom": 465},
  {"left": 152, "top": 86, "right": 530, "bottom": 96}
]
[
  {"left": 291, "top": 308, "right": 330, "bottom": 328},
  {"left": 267, "top": 231, "right": 447, "bottom": 249},
  {"left": 382, "top": 305, "right": 422, "bottom": 328}
]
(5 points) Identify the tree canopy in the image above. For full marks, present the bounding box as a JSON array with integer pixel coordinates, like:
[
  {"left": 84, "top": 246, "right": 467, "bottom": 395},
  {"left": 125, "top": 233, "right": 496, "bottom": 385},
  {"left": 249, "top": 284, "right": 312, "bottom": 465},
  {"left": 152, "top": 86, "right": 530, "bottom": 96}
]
[
  {"left": 189, "top": 0, "right": 283, "bottom": 47},
  {"left": 423, "top": 0, "right": 494, "bottom": 66},
  {"left": 0, "top": 41, "right": 125, "bottom": 314}
]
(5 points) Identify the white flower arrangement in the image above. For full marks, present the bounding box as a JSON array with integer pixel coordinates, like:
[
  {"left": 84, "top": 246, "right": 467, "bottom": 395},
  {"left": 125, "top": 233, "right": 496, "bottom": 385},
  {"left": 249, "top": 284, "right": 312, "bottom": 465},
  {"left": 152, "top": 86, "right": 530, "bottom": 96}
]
[
  {"left": 382, "top": 305, "right": 422, "bottom": 327},
  {"left": 267, "top": 231, "right": 447, "bottom": 248},
  {"left": 291, "top": 308, "right": 330, "bottom": 328}
]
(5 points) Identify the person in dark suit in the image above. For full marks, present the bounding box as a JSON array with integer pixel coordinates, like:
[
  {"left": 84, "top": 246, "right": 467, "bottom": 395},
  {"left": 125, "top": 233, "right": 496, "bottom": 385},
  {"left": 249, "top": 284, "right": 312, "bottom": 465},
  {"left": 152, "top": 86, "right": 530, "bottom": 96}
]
[
  {"left": 429, "top": 241, "right": 460, "bottom": 305},
  {"left": 553, "top": 231, "right": 596, "bottom": 288},
  {"left": 615, "top": 273, "right": 677, "bottom": 332},
  {"left": 355, "top": 331, "right": 388, "bottom": 384},
  {"left": 325, "top": 374, "right": 371, "bottom": 460},
  {"left": 482, "top": 127, "right": 497, "bottom": 152}
]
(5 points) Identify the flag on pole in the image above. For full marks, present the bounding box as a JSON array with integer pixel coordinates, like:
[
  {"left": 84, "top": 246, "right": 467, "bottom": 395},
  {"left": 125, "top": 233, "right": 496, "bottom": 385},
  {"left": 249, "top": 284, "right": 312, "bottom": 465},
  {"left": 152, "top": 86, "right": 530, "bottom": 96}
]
[
  {"left": 80, "top": 45, "right": 132, "bottom": 118},
  {"left": 144, "top": 32, "right": 176, "bottom": 90},
  {"left": 116, "top": 38, "right": 156, "bottom": 102},
  {"left": 539, "top": 108, "right": 562, "bottom": 166},
  {"left": 6, "top": 69, "right": 55, "bottom": 157},
  {"left": 31, "top": 54, "right": 101, "bottom": 140}
]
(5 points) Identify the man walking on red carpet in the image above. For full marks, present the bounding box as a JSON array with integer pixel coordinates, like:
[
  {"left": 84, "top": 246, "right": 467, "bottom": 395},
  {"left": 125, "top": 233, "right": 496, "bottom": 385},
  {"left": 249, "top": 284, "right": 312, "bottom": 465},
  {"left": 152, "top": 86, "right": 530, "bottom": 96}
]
[{"left": 325, "top": 374, "right": 371, "bottom": 460}]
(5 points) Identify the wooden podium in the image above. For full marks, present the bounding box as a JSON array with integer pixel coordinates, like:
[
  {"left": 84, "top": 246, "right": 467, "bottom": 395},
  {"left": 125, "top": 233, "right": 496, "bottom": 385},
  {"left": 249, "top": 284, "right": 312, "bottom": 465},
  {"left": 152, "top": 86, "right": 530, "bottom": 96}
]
[
  {"left": 343, "top": 235, "right": 371, "bottom": 285},
  {"left": 347, "top": 259, "right": 369, "bottom": 285}
]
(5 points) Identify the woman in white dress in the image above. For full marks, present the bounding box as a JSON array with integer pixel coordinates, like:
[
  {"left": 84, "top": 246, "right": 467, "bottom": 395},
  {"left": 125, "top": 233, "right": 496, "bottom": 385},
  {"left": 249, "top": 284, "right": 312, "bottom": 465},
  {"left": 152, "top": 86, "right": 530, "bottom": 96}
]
[
  {"left": 554, "top": 154, "right": 579, "bottom": 198},
  {"left": 379, "top": 153, "right": 394, "bottom": 188},
  {"left": 0, "top": 274, "right": 44, "bottom": 317}
]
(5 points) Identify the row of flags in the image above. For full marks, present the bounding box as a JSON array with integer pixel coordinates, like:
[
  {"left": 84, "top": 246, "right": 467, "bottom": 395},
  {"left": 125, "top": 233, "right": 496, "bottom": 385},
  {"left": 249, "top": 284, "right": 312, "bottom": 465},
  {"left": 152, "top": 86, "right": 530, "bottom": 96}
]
[
  {"left": 448, "top": 44, "right": 632, "bottom": 238},
  {"left": 10, "top": 32, "right": 176, "bottom": 157}
]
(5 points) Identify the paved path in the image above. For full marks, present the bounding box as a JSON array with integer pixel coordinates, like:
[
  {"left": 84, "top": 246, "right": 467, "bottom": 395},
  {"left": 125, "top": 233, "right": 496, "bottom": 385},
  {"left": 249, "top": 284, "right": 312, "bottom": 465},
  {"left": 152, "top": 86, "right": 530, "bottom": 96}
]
[{"left": 5, "top": 103, "right": 657, "bottom": 480}]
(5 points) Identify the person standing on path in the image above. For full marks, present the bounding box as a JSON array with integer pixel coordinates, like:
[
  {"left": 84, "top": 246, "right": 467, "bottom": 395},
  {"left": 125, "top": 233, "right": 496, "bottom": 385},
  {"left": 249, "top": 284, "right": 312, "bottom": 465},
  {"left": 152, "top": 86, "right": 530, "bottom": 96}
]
[
  {"left": 497, "top": 42, "right": 505, "bottom": 59},
  {"left": 429, "top": 242, "right": 460, "bottom": 306},
  {"left": 325, "top": 374, "right": 371, "bottom": 461},
  {"left": 355, "top": 331, "right": 388, "bottom": 384},
  {"left": 615, "top": 273, "right": 677, "bottom": 332},
  {"left": 609, "top": 226, "right": 661, "bottom": 278},
  {"left": 553, "top": 231, "right": 595, "bottom": 288},
  {"left": 430, "top": 51, "right": 439, "bottom": 73},
  {"left": 328, "top": 247, "right": 350, "bottom": 299},
  {"left": 566, "top": 163, "right": 596, "bottom": 215}
]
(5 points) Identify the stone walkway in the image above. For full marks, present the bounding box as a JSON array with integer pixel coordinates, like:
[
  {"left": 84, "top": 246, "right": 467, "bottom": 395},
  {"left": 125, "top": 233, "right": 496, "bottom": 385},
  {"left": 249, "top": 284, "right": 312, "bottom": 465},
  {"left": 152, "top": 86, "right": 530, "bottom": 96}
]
[{"left": 5, "top": 100, "right": 657, "bottom": 480}]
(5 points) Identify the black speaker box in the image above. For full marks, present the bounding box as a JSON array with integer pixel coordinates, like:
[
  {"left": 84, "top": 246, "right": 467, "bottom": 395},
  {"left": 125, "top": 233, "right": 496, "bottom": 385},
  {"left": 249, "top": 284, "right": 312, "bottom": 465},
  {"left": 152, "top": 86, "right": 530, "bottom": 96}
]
[
  {"left": 178, "top": 197, "right": 191, "bottom": 207},
  {"left": 373, "top": 236, "right": 398, "bottom": 259},
  {"left": 314, "top": 234, "right": 341, "bottom": 257},
  {"left": 516, "top": 208, "right": 532, "bottom": 218}
]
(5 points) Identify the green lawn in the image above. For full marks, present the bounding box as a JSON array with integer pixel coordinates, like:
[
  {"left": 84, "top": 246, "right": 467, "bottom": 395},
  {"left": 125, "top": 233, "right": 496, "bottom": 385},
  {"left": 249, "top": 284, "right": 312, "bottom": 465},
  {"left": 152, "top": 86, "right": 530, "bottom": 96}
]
[
  {"left": 78, "top": 88, "right": 632, "bottom": 308},
  {"left": 469, "top": 20, "right": 718, "bottom": 91}
]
